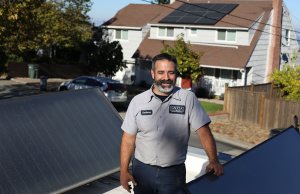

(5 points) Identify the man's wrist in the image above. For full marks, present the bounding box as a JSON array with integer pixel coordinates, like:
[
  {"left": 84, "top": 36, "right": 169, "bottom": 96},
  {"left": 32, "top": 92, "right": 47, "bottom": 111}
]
[{"left": 209, "top": 159, "right": 220, "bottom": 163}]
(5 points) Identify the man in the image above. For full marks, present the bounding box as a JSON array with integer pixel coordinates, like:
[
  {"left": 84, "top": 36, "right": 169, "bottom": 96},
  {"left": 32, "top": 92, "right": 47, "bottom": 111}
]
[{"left": 120, "top": 53, "right": 224, "bottom": 194}]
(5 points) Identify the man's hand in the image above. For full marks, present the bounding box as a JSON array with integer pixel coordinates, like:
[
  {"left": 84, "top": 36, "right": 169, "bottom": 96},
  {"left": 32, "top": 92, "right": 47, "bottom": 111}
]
[
  {"left": 205, "top": 161, "right": 224, "bottom": 176},
  {"left": 120, "top": 170, "right": 137, "bottom": 193}
]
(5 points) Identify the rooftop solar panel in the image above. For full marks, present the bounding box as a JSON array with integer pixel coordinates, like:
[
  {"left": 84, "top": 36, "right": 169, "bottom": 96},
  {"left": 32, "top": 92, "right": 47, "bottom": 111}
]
[
  {"left": 175, "top": 126, "right": 300, "bottom": 194},
  {"left": 177, "top": 17, "right": 200, "bottom": 24},
  {"left": 0, "top": 88, "right": 123, "bottom": 194},
  {"left": 158, "top": 3, "right": 238, "bottom": 25}
]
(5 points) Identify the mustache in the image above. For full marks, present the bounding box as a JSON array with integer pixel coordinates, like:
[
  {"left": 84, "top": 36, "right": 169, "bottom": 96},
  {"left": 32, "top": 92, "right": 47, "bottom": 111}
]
[{"left": 157, "top": 79, "right": 173, "bottom": 84}]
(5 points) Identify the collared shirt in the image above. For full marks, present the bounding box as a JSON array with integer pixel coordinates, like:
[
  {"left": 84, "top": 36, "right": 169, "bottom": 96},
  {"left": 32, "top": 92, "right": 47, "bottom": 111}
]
[{"left": 121, "top": 86, "right": 211, "bottom": 167}]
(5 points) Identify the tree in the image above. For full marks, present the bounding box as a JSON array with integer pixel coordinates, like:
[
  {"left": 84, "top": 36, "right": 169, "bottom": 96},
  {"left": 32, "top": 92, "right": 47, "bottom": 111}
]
[
  {"left": 151, "top": 0, "right": 170, "bottom": 4},
  {"left": 0, "top": 0, "right": 93, "bottom": 61},
  {"left": 270, "top": 51, "right": 300, "bottom": 101},
  {"left": 160, "top": 33, "right": 204, "bottom": 82},
  {"left": 92, "top": 40, "right": 125, "bottom": 78}
]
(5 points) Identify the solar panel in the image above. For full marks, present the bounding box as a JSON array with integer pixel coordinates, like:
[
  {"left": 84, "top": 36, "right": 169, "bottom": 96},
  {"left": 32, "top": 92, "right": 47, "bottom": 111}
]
[
  {"left": 0, "top": 88, "right": 123, "bottom": 194},
  {"left": 175, "top": 127, "right": 300, "bottom": 194},
  {"left": 158, "top": 3, "right": 238, "bottom": 25}
]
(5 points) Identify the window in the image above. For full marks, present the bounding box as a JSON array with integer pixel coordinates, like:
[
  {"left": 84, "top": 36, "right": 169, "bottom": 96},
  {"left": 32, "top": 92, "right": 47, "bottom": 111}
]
[
  {"left": 85, "top": 79, "right": 103, "bottom": 87},
  {"left": 158, "top": 27, "right": 174, "bottom": 37},
  {"left": 191, "top": 28, "right": 197, "bottom": 35},
  {"left": 217, "top": 30, "right": 236, "bottom": 41},
  {"left": 285, "top": 30, "right": 290, "bottom": 46},
  {"left": 115, "top": 30, "right": 128, "bottom": 40},
  {"left": 73, "top": 78, "right": 87, "bottom": 85}
]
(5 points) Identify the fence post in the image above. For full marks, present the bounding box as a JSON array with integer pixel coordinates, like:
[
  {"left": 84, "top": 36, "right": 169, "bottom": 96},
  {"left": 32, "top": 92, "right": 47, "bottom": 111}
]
[
  {"left": 270, "top": 81, "right": 274, "bottom": 98},
  {"left": 250, "top": 83, "right": 254, "bottom": 91},
  {"left": 259, "top": 91, "right": 266, "bottom": 129},
  {"left": 223, "top": 83, "right": 229, "bottom": 112}
]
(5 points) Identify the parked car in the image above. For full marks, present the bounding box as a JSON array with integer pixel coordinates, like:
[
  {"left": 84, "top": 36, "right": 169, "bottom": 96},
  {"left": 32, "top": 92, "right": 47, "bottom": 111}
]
[{"left": 58, "top": 76, "right": 127, "bottom": 106}]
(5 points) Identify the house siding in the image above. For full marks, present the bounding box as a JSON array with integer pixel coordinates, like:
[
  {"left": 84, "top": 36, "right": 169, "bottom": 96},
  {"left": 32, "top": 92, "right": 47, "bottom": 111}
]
[
  {"left": 246, "top": 11, "right": 272, "bottom": 85},
  {"left": 150, "top": 26, "right": 250, "bottom": 46},
  {"left": 280, "top": 2, "right": 300, "bottom": 68},
  {"left": 103, "top": 28, "right": 143, "bottom": 62}
]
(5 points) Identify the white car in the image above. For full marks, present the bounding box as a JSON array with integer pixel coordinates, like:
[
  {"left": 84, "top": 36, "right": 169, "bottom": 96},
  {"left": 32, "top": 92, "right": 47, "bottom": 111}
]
[{"left": 58, "top": 76, "right": 128, "bottom": 106}]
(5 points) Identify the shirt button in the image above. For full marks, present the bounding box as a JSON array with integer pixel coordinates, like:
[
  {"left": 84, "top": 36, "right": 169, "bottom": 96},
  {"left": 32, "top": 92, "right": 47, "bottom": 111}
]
[
  {"left": 160, "top": 116, "right": 162, "bottom": 118},
  {"left": 157, "top": 142, "right": 160, "bottom": 145}
]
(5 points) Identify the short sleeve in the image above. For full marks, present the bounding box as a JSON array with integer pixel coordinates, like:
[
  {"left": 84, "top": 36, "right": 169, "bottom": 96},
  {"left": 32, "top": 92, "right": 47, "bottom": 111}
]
[
  {"left": 121, "top": 97, "right": 139, "bottom": 135},
  {"left": 188, "top": 93, "right": 211, "bottom": 131}
]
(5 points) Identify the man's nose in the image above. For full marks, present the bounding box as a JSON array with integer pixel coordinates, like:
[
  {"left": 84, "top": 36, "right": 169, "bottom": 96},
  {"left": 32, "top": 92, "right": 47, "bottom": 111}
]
[{"left": 162, "top": 73, "right": 169, "bottom": 80}]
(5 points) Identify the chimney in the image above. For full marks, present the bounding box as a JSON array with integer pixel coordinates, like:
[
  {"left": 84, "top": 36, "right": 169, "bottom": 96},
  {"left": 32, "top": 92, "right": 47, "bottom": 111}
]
[
  {"left": 266, "top": 0, "right": 283, "bottom": 82},
  {"left": 170, "top": 0, "right": 176, "bottom": 4}
]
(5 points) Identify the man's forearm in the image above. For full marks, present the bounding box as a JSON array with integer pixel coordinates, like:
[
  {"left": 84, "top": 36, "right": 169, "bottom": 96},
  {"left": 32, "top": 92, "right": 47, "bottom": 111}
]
[
  {"left": 120, "top": 132, "right": 136, "bottom": 172},
  {"left": 196, "top": 125, "right": 219, "bottom": 163}
]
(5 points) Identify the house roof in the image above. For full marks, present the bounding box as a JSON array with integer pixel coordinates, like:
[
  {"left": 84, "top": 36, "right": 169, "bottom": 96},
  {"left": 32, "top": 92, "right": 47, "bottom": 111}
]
[
  {"left": 132, "top": 9, "right": 272, "bottom": 69},
  {"left": 102, "top": 4, "right": 165, "bottom": 28},
  {"left": 103, "top": 1, "right": 273, "bottom": 28}
]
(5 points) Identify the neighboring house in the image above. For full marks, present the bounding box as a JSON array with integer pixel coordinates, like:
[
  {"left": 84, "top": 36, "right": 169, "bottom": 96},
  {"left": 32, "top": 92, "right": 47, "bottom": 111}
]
[{"left": 101, "top": 0, "right": 300, "bottom": 94}]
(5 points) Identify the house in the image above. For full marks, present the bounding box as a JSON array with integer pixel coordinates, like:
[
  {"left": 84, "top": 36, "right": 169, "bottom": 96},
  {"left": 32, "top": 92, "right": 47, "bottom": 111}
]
[{"left": 101, "top": 0, "right": 300, "bottom": 95}]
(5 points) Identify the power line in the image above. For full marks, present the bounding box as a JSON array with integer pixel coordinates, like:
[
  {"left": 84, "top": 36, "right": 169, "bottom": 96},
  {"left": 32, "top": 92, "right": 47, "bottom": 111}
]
[{"left": 141, "top": 0, "right": 300, "bottom": 42}]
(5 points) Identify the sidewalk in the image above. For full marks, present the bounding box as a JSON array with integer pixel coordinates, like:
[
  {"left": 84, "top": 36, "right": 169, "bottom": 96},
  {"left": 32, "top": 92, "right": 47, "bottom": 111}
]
[{"left": 198, "top": 97, "right": 224, "bottom": 105}]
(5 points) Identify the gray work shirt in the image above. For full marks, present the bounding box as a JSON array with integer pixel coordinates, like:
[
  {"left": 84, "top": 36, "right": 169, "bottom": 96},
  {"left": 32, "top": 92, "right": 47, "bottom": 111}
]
[{"left": 121, "top": 86, "right": 211, "bottom": 167}]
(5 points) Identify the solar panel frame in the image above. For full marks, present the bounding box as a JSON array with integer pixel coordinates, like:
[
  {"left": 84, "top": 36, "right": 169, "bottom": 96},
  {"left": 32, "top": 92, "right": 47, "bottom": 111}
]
[
  {"left": 0, "top": 88, "right": 124, "bottom": 194},
  {"left": 174, "top": 126, "right": 300, "bottom": 194}
]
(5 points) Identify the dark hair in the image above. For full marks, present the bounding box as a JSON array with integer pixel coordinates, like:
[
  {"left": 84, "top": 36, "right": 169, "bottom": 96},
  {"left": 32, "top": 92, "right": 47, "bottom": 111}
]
[{"left": 152, "top": 53, "right": 178, "bottom": 72}]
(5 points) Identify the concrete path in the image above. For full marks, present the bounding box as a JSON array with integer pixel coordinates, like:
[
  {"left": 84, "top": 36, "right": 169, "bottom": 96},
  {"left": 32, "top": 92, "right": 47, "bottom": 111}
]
[{"left": 198, "top": 98, "right": 224, "bottom": 105}]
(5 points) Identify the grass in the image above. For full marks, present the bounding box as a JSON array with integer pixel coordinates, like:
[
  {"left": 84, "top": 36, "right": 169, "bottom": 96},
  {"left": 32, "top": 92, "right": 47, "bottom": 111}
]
[{"left": 200, "top": 101, "right": 223, "bottom": 114}]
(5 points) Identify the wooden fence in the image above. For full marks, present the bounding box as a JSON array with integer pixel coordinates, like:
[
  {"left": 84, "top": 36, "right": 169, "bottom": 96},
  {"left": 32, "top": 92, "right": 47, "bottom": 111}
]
[
  {"left": 224, "top": 85, "right": 300, "bottom": 130},
  {"left": 230, "top": 82, "right": 283, "bottom": 99}
]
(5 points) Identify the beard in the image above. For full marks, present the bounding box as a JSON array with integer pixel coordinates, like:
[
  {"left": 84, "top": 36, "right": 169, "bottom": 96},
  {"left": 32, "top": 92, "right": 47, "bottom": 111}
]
[{"left": 154, "top": 77, "right": 176, "bottom": 94}]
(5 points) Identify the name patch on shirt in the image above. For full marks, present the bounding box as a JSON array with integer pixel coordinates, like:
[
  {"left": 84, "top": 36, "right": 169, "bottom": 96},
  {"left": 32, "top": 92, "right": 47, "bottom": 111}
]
[
  {"left": 141, "top": 110, "right": 153, "bottom": 115},
  {"left": 169, "top": 105, "right": 186, "bottom": 114}
]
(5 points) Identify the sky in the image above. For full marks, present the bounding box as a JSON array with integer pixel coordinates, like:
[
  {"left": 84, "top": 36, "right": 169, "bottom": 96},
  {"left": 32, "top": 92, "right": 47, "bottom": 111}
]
[{"left": 89, "top": 0, "right": 300, "bottom": 41}]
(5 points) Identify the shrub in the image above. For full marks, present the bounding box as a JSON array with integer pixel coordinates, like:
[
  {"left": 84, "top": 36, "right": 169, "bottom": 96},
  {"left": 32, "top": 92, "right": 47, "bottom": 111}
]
[
  {"left": 209, "top": 94, "right": 218, "bottom": 99},
  {"left": 219, "top": 93, "right": 225, "bottom": 100},
  {"left": 194, "top": 87, "right": 209, "bottom": 98}
]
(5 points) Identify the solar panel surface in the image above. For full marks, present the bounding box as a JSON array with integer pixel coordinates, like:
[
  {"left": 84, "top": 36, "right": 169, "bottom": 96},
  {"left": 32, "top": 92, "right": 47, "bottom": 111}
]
[
  {"left": 174, "top": 127, "right": 300, "bottom": 194},
  {"left": 158, "top": 3, "right": 238, "bottom": 25},
  {"left": 0, "top": 88, "right": 123, "bottom": 194}
]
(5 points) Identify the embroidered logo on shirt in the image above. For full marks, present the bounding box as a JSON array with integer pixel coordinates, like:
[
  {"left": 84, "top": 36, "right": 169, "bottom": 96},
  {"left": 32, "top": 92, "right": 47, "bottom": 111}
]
[
  {"left": 141, "top": 110, "right": 153, "bottom": 115},
  {"left": 169, "top": 105, "right": 186, "bottom": 114}
]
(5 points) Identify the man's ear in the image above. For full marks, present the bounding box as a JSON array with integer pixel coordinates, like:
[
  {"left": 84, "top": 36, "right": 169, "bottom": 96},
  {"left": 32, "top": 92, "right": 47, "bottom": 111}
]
[{"left": 151, "top": 69, "right": 155, "bottom": 79}]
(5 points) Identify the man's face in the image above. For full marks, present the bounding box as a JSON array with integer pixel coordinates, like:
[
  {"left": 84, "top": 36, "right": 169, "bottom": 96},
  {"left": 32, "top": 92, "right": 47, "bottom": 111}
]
[{"left": 151, "top": 59, "right": 176, "bottom": 94}]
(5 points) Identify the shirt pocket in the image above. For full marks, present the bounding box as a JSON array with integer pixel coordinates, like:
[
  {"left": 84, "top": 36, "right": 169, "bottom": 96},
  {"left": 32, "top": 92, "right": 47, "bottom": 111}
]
[{"left": 135, "top": 111, "right": 157, "bottom": 140}]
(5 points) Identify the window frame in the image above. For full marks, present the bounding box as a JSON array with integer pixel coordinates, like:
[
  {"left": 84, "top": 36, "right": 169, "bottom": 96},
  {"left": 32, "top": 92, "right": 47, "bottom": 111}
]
[
  {"left": 157, "top": 27, "right": 174, "bottom": 38},
  {"left": 115, "top": 29, "right": 129, "bottom": 40},
  {"left": 216, "top": 29, "right": 237, "bottom": 42}
]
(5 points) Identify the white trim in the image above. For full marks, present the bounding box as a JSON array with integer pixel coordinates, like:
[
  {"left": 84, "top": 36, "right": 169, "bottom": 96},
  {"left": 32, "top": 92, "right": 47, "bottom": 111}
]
[
  {"left": 200, "top": 65, "right": 242, "bottom": 70},
  {"left": 149, "top": 23, "right": 249, "bottom": 30},
  {"left": 149, "top": 37, "right": 175, "bottom": 40},
  {"left": 190, "top": 41, "right": 239, "bottom": 49},
  {"left": 101, "top": 25, "right": 141, "bottom": 30}
]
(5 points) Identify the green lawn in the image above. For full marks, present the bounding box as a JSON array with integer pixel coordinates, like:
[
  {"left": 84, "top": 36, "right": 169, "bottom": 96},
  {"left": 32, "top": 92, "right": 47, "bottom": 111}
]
[{"left": 200, "top": 101, "right": 223, "bottom": 114}]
